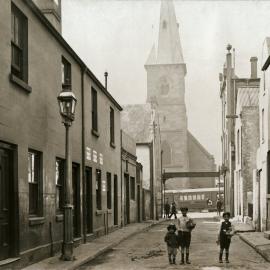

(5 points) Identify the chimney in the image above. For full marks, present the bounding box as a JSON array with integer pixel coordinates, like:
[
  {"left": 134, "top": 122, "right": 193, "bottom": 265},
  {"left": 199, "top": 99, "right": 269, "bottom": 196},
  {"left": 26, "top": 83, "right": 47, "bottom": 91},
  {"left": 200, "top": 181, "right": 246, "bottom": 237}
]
[
  {"left": 250, "top": 57, "right": 258, "bottom": 79},
  {"left": 226, "top": 44, "right": 232, "bottom": 70},
  {"left": 104, "top": 71, "right": 108, "bottom": 90},
  {"left": 33, "top": 0, "right": 62, "bottom": 33}
]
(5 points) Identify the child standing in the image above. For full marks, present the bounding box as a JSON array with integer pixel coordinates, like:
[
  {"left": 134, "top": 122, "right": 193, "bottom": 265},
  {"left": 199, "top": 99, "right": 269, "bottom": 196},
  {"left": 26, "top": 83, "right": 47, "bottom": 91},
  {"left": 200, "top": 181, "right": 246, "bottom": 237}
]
[
  {"left": 217, "top": 212, "right": 234, "bottom": 263},
  {"left": 177, "top": 207, "right": 196, "bottom": 265},
  {"left": 164, "top": 223, "right": 179, "bottom": 264}
]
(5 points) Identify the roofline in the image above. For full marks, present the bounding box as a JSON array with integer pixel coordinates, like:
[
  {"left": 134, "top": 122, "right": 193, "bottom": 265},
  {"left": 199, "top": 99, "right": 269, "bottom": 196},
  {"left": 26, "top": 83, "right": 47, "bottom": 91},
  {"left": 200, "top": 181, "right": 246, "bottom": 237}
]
[
  {"left": 23, "top": 0, "right": 122, "bottom": 111},
  {"left": 262, "top": 56, "right": 270, "bottom": 71}
]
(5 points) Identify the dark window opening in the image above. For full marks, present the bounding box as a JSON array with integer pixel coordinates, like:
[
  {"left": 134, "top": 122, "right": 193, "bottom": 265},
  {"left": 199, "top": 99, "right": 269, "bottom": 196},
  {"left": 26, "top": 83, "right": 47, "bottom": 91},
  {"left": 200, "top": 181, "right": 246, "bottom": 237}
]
[
  {"left": 55, "top": 158, "right": 65, "bottom": 213},
  {"left": 28, "top": 150, "right": 42, "bottom": 216},
  {"left": 11, "top": 4, "right": 28, "bottom": 82},
  {"left": 92, "top": 88, "right": 98, "bottom": 132},
  {"left": 107, "top": 172, "right": 112, "bottom": 209},
  {"left": 110, "top": 107, "right": 115, "bottom": 144},
  {"left": 96, "top": 169, "right": 102, "bottom": 210},
  {"left": 62, "top": 57, "right": 71, "bottom": 88}
]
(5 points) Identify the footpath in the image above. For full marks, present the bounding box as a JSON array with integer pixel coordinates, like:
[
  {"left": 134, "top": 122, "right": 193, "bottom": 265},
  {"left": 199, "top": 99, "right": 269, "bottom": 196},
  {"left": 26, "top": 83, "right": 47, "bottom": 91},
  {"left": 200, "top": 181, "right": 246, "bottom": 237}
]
[
  {"left": 215, "top": 215, "right": 270, "bottom": 262},
  {"left": 22, "top": 219, "right": 165, "bottom": 270}
]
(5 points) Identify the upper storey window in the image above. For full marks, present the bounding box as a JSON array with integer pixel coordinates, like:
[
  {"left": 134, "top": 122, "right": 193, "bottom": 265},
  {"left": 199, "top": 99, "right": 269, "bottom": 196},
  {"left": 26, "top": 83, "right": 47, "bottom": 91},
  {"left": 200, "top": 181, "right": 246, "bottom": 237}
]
[{"left": 11, "top": 4, "right": 28, "bottom": 82}]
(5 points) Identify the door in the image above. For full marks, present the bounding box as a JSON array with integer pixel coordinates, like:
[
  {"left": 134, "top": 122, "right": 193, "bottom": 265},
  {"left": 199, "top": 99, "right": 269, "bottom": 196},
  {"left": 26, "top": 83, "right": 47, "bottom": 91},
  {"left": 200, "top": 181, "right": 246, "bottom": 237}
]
[
  {"left": 113, "top": 175, "right": 118, "bottom": 225},
  {"left": 85, "top": 167, "right": 93, "bottom": 234},
  {"left": 72, "top": 164, "right": 80, "bottom": 238},
  {"left": 0, "top": 148, "right": 13, "bottom": 260},
  {"left": 124, "top": 174, "right": 130, "bottom": 225},
  {"left": 137, "top": 184, "right": 140, "bottom": 222}
]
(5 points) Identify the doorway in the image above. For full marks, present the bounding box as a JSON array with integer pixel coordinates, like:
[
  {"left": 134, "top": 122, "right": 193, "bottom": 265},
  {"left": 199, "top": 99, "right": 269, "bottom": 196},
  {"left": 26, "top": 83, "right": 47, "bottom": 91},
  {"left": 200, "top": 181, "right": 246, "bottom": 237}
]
[
  {"left": 72, "top": 163, "right": 80, "bottom": 238},
  {"left": 124, "top": 174, "right": 130, "bottom": 225},
  {"left": 85, "top": 167, "right": 93, "bottom": 234},
  {"left": 113, "top": 175, "right": 118, "bottom": 225},
  {"left": 0, "top": 144, "right": 18, "bottom": 260},
  {"left": 137, "top": 184, "right": 140, "bottom": 222}
]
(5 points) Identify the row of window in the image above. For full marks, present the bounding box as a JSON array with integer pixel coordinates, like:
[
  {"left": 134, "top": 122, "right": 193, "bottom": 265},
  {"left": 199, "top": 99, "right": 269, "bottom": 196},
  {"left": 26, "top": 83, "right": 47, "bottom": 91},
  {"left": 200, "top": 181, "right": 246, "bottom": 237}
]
[
  {"left": 11, "top": 4, "right": 115, "bottom": 145},
  {"left": 28, "top": 149, "right": 118, "bottom": 216},
  {"left": 179, "top": 194, "right": 206, "bottom": 201}
]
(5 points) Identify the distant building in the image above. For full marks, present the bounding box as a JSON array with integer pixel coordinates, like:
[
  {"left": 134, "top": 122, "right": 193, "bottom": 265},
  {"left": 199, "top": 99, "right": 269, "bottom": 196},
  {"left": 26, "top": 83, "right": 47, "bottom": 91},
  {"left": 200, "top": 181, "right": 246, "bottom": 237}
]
[
  {"left": 219, "top": 45, "right": 260, "bottom": 217},
  {"left": 121, "top": 104, "right": 162, "bottom": 220},
  {"left": 121, "top": 130, "right": 143, "bottom": 225},
  {"left": 145, "top": 0, "right": 216, "bottom": 190},
  {"left": 234, "top": 81, "right": 259, "bottom": 221}
]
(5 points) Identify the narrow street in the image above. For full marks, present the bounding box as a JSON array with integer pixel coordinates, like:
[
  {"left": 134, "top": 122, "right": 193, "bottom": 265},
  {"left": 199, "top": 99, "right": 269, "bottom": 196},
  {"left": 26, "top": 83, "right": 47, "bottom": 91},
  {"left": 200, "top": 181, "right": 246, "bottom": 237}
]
[{"left": 78, "top": 215, "right": 269, "bottom": 270}]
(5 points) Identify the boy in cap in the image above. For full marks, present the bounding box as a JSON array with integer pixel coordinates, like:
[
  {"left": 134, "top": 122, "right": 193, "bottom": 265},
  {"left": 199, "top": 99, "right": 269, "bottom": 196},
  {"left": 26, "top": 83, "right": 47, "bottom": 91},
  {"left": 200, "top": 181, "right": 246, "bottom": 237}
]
[
  {"left": 164, "top": 223, "right": 179, "bottom": 264},
  {"left": 216, "top": 212, "right": 234, "bottom": 263},
  {"left": 177, "top": 207, "right": 196, "bottom": 264}
]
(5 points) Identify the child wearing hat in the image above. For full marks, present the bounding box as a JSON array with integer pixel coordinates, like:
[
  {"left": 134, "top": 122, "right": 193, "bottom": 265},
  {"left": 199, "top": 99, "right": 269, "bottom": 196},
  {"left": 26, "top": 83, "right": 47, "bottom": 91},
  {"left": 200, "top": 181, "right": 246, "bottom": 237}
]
[
  {"left": 216, "top": 212, "right": 234, "bottom": 263},
  {"left": 177, "top": 207, "right": 196, "bottom": 264},
  {"left": 164, "top": 223, "right": 179, "bottom": 264}
]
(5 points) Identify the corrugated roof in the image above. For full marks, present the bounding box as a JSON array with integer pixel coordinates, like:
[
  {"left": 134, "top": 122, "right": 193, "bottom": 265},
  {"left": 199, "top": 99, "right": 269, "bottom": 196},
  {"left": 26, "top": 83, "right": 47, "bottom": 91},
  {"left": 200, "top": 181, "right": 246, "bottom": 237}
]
[
  {"left": 236, "top": 87, "right": 259, "bottom": 114},
  {"left": 121, "top": 104, "right": 154, "bottom": 143}
]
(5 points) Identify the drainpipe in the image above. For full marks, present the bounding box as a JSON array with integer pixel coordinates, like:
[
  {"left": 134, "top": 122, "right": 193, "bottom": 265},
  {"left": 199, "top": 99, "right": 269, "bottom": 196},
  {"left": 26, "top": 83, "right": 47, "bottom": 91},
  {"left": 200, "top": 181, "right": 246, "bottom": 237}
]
[
  {"left": 149, "top": 141, "right": 154, "bottom": 219},
  {"left": 120, "top": 130, "right": 123, "bottom": 227},
  {"left": 81, "top": 65, "right": 87, "bottom": 243}
]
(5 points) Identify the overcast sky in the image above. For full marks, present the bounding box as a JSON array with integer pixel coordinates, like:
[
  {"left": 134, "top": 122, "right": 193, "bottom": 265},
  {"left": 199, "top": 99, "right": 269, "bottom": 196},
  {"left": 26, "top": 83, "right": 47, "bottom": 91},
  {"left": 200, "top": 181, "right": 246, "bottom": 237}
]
[{"left": 62, "top": 0, "right": 270, "bottom": 165}]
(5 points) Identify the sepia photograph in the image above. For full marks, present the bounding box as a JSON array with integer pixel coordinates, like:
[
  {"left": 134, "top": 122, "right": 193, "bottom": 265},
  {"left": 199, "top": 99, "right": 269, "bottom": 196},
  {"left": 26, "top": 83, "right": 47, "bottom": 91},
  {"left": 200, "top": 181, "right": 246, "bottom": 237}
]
[{"left": 1, "top": 0, "right": 270, "bottom": 269}]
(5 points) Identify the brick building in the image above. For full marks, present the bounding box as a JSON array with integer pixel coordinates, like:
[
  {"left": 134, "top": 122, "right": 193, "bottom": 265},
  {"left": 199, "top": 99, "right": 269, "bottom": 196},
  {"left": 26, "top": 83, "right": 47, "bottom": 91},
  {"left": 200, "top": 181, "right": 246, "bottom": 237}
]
[
  {"left": 0, "top": 0, "right": 122, "bottom": 267},
  {"left": 219, "top": 45, "right": 260, "bottom": 217},
  {"left": 234, "top": 85, "right": 259, "bottom": 221}
]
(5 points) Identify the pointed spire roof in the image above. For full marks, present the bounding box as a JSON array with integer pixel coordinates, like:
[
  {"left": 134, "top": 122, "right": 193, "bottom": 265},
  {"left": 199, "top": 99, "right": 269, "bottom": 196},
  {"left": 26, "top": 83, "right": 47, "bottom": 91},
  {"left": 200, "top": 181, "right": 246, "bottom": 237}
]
[
  {"left": 156, "top": 0, "right": 184, "bottom": 65},
  {"left": 145, "top": 44, "right": 156, "bottom": 65}
]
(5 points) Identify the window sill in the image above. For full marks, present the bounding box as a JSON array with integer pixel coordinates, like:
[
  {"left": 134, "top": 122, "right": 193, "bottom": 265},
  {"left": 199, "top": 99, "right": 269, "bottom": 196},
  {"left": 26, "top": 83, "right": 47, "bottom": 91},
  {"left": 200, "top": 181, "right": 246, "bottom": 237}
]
[
  {"left": 29, "top": 216, "right": 45, "bottom": 226},
  {"left": 56, "top": 214, "right": 63, "bottom": 222},
  {"left": 92, "top": 129, "right": 100, "bottom": 138},
  {"left": 110, "top": 141, "right": 116, "bottom": 149},
  {"left": 96, "top": 210, "right": 103, "bottom": 216},
  {"left": 10, "top": 73, "right": 32, "bottom": 93}
]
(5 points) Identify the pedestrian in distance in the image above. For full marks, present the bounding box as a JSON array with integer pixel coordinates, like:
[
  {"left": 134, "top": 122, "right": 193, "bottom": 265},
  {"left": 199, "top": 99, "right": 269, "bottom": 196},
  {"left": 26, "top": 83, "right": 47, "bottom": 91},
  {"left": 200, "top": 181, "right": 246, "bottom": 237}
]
[
  {"left": 164, "top": 223, "right": 179, "bottom": 264},
  {"left": 177, "top": 207, "right": 196, "bottom": 265},
  {"left": 164, "top": 199, "right": 170, "bottom": 219},
  {"left": 169, "top": 201, "right": 177, "bottom": 219},
  {"left": 216, "top": 212, "right": 235, "bottom": 263},
  {"left": 216, "top": 198, "right": 222, "bottom": 216}
]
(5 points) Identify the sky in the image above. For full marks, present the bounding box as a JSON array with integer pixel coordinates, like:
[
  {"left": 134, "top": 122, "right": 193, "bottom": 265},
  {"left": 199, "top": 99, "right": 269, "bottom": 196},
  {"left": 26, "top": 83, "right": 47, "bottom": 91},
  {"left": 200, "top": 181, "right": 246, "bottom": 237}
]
[{"left": 61, "top": 0, "right": 270, "bottom": 166}]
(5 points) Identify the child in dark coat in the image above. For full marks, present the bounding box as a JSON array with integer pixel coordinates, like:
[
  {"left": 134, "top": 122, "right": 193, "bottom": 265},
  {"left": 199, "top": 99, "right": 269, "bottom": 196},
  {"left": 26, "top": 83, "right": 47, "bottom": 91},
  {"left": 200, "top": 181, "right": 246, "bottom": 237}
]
[
  {"left": 164, "top": 223, "right": 179, "bottom": 264},
  {"left": 217, "top": 212, "right": 234, "bottom": 263}
]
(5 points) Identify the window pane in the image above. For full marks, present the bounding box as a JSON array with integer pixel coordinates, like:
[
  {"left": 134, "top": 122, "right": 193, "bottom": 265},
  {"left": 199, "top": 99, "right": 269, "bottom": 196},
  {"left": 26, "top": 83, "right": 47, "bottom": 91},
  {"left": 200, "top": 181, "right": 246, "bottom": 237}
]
[{"left": 192, "top": 195, "right": 196, "bottom": 200}]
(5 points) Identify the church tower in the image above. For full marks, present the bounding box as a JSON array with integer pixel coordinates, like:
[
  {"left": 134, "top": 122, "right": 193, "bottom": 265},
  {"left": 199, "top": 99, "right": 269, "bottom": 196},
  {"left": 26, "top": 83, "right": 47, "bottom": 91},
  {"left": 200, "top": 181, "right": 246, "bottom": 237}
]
[{"left": 145, "top": 0, "right": 189, "bottom": 189}]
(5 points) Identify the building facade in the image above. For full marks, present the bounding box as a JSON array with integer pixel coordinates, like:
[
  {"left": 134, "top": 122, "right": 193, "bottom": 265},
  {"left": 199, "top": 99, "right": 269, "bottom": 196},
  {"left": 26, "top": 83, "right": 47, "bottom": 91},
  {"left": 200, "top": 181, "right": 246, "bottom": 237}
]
[
  {"left": 0, "top": 0, "right": 122, "bottom": 267},
  {"left": 220, "top": 45, "right": 260, "bottom": 217},
  {"left": 234, "top": 84, "right": 259, "bottom": 221},
  {"left": 121, "top": 131, "right": 143, "bottom": 225},
  {"left": 145, "top": 0, "right": 216, "bottom": 190},
  {"left": 254, "top": 37, "right": 270, "bottom": 231},
  {"left": 121, "top": 104, "right": 162, "bottom": 220}
]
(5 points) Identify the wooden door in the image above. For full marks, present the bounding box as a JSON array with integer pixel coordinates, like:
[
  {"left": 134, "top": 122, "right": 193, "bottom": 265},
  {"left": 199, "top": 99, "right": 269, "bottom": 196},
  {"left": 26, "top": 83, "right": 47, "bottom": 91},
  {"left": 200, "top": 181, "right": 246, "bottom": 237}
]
[
  {"left": 85, "top": 167, "right": 93, "bottom": 234},
  {"left": 113, "top": 175, "right": 118, "bottom": 225},
  {"left": 0, "top": 148, "right": 12, "bottom": 260},
  {"left": 125, "top": 174, "right": 130, "bottom": 225},
  {"left": 72, "top": 164, "right": 80, "bottom": 238}
]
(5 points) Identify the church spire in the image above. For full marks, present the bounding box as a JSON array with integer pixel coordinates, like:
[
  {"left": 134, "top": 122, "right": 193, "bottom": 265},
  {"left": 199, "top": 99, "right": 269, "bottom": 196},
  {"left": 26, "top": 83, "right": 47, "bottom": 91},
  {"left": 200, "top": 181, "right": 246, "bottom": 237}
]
[{"left": 156, "top": 0, "right": 184, "bottom": 65}]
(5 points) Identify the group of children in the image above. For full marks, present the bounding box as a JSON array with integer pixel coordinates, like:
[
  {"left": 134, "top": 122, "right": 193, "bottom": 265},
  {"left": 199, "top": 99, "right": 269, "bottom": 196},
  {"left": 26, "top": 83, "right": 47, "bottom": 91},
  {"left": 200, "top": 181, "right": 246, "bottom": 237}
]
[{"left": 164, "top": 208, "right": 234, "bottom": 265}]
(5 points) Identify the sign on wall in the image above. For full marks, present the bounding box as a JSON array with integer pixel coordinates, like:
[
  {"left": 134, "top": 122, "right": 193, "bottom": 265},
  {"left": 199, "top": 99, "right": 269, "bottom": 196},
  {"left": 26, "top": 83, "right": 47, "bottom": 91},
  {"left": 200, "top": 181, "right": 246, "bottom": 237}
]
[
  {"left": 86, "top": 147, "right": 91, "bottom": 161},
  {"left": 99, "top": 153, "right": 103, "bottom": 165},
  {"left": 102, "top": 180, "right": 106, "bottom": 192},
  {"left": 93, "top": 150, "right": 98, "bottom": 163}
]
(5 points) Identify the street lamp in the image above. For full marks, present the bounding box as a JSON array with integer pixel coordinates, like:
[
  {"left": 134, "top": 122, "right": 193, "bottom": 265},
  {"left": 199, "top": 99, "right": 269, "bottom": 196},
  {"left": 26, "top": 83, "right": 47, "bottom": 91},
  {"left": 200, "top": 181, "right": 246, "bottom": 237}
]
[{"left": 57, "top": 84, "right": 77, "bottom": 261}]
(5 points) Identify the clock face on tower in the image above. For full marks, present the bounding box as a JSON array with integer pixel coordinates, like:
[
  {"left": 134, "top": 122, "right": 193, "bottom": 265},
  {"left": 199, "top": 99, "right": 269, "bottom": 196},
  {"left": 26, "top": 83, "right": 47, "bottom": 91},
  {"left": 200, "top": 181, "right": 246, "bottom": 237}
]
[{"left": 158, "top": 76, "right": 170, "bottom": 96}]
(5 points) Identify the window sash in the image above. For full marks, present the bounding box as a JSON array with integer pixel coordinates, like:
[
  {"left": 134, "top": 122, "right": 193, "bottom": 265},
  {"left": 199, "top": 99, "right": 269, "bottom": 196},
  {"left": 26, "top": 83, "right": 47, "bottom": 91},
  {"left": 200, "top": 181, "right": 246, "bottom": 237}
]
[
  {"left": 62, "top": 58, "right": 71, "bottom": 86},
  {"left": 110, "top": 108, "right": 115, "bottom": 143},
  {"left": 92, "top": 89, "right": 98, "bottom": 131}
]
